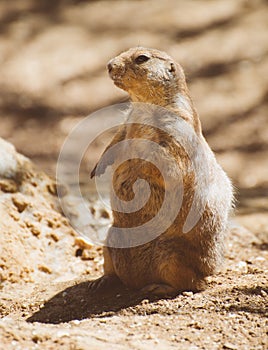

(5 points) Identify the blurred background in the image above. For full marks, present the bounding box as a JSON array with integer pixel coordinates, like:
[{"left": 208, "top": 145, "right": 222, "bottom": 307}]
[{"left": 0, "top": 0, "right": 267, "bottom": 214}]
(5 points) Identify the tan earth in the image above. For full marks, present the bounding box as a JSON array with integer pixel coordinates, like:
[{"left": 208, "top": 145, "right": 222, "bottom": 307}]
[{"left": 0, "top": 0, "right": 267, "bottom": 349}]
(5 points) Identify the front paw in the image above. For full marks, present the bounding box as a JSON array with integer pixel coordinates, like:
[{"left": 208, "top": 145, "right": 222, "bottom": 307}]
[{"left": 87, "top": 275, "right": 120, "bottom": 292}]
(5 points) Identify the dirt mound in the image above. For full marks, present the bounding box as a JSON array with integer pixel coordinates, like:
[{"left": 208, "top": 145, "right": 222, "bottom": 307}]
[{"left": 0, "top": 138, "right": 104, "bottom": 314}]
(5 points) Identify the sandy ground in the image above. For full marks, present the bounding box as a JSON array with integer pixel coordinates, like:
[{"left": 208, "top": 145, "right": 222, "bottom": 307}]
[{"left": 0, "top": 0, "right": 267, "bottom": 349}]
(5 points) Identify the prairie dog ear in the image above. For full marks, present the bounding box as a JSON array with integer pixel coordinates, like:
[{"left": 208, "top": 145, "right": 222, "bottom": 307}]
[{"left": 168, "top": 62, "right": 176, "bottom": 73}]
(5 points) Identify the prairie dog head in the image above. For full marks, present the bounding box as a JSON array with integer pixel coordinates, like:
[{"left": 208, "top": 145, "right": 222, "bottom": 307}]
[{"left": 107, "top": 47, "right": 187, "bottom": 106}]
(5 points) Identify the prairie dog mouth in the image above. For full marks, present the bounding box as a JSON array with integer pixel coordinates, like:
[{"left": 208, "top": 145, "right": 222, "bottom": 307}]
[
  {"left": 112, "top": 78, "right": 124, "bottom": 88},
  {"left": 108, "top": 70, "right": 125, "bottom": 87},
  {"left": 109, "top": 73, "right": 122, "bottom": 81}
]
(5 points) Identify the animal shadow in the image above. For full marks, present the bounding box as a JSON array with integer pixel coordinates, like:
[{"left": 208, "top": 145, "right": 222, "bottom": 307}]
[{"left": 27, "top": 277, "right": 156, "bottom": 324}]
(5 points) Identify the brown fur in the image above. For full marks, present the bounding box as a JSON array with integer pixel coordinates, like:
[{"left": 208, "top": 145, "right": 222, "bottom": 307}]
[{"left": 91, "top": 47, "right": 233, "bottom": 296}]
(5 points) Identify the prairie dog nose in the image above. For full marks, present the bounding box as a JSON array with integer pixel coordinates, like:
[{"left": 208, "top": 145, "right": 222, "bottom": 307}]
[{"left": 107, "top": 59, "right": 114, "bottom": 73}]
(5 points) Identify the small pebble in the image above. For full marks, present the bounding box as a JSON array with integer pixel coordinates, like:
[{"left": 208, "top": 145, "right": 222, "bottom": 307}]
[
  {"left": 260, "top": 290, "right": 267, "bottom": 297},
  {"left": 235, "top": 261, "right": 248, "bottom": 273},
  {"left": 56, "top": 330, "right": 70, "bottom": 337},
  {"left": 38, "top": 265, "right": 52, "bottom": 274},
  {"left": 182, "top": 291, "right": 193, "bottom": 297},
  {"left": 74, "top": 236, "right": 93, "bottom": 249},
  {"left": 12, "top": 194, "right": 28, "bottom": 213},
  {"left": 72, "top": 320, "right": 80, "bottom": 325},
  {"left": 223, "top": 342, "right": 238, "bottom": 349}
]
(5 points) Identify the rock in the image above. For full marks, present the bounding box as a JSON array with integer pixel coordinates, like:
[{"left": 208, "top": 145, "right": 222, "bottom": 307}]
[
  {"left": 0, "top": 137, "right": 98, "bottom": 287},
  {"left": 0, "top": 138, "right": 20, "bottom": 178}
]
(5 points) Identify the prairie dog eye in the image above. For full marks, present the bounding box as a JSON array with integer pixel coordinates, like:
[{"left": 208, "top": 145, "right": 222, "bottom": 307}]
[{"left": 134, "top": 54, "right": 150, "bottom": 64}]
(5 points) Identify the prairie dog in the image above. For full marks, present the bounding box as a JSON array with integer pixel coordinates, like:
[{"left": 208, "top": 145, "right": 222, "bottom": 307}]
[{"left": 91, "top": 47, "right": 233, "bottom": 296}]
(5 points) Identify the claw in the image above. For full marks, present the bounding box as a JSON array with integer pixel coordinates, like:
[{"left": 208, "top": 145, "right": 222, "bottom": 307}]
[{"left": 88, "top": 275, "right": 120, "bottom": 292}]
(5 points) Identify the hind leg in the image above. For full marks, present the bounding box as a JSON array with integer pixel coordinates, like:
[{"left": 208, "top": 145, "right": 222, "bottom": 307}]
[{"left": 141, "top": 256, "right": 201, "bottom": 296}]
